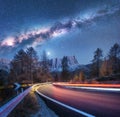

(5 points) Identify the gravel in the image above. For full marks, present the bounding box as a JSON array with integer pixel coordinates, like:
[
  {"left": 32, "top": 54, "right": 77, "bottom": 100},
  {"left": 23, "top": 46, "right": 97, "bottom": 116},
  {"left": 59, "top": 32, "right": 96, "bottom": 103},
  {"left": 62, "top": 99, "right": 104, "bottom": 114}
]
[{"left": 30, "top": 93, "right": 58, "bottom": 117}]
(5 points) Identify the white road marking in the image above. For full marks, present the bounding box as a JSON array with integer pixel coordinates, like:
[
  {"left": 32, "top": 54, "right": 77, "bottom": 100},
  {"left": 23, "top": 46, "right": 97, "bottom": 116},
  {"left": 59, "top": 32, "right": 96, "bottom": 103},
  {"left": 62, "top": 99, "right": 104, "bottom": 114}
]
[{"left": 36, "top": 89, "right": 95, "bottom": 117}]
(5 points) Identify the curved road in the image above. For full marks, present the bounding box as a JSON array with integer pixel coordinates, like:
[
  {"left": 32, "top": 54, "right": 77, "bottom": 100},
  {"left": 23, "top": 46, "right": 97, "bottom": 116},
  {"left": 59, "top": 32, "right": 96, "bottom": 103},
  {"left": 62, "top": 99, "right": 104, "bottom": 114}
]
[{"left": 37, "top": 84, "right": 120, "bottom": 117}]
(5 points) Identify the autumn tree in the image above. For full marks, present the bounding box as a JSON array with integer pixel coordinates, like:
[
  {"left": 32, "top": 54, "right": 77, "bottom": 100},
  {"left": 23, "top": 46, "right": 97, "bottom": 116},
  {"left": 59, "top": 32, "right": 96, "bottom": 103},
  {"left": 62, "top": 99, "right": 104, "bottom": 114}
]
[
  {"left": 79, "top": 71, "right": 85, "bottom": 83},
  {"left": 72, "top": 71, "right": 85, "bottom": 83},
  {"left": 73, "top": 74, "right": 79, "bottom": 82},
  {"left": 100, "top": 58, "right": 110, "bottom": 76}
]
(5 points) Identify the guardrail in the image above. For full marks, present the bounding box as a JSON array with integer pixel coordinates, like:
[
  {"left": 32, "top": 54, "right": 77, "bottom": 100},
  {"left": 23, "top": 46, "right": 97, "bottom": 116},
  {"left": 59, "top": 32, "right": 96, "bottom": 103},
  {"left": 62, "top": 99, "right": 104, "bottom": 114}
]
[{"left": 0, "top": 87, "right": 31, "bottom": 117}]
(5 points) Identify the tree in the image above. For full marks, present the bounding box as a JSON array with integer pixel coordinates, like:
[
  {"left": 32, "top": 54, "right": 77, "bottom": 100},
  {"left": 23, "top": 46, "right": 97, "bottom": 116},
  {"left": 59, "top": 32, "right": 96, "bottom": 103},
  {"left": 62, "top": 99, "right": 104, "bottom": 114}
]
[
  {"left": 108, "top": 43, "right": 120, "bottom": 74},
  {"left": 61, "top": 56, "right": 69, "bottom": 81},
  {"left": 91, "top": 48, "right": 103, "bottom": 78},
  {"left": 41, "top": 50, "right": 49, "bottom": 73},
  {"left": 100, "top": 58, "right": 109, "bottom": 76},
  {"left": 10, "top": 47, "right": 39, "bottom": 83},
  {"left": 10, "top": 49, "right": 28, "bottom": 82},
  {"left": 39, "top": 50, "right": 53, "bottom": 82},
  {"left": 26, "top": 47, "right": 39, "bottom": 83},
  {"left": 72, "top": 71, "right": 85, "bottom": 83},
  {"left": 0, "top": 69, "right": 8, "bottom": 86},
  {"left": 79, "top": 71, "right": 85, "bottom": 83},
  {"left": 73, "top": 74, "right": 79, "bottom": 82}
]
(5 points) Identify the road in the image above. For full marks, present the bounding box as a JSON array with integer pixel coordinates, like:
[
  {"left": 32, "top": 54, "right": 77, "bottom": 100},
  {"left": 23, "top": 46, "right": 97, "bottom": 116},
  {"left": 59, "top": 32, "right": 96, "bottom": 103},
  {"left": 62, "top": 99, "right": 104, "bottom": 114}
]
[{"left": 36, "top": 84, "right": 120, "bottom": 117}]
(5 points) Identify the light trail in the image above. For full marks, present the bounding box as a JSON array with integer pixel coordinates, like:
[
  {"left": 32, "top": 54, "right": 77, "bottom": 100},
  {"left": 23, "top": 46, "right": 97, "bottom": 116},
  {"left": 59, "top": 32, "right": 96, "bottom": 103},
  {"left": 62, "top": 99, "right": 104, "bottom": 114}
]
[{"left": 53, "top": 83, "right": 120, "bottom": 88}]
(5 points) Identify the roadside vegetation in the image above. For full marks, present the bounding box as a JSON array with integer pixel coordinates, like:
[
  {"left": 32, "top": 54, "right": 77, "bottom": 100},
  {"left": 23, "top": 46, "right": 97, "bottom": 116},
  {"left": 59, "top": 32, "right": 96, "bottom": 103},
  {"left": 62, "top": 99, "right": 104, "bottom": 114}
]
[{"left": 8, "top": 90, "right": 40, "bottom": 117}]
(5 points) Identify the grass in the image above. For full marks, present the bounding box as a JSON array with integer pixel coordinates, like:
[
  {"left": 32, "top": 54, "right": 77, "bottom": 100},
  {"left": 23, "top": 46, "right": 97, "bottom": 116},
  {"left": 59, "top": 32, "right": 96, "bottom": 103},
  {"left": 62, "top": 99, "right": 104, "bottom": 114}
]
[{"left": 8, "top": 90, "right": 40, "bottom": 117}]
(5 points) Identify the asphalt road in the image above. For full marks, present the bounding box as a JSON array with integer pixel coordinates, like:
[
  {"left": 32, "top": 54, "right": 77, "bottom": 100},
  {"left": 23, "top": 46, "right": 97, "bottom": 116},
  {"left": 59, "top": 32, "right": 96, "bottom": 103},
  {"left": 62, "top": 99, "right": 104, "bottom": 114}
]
[{"left": 37, "top": 84, "right": 120, "bottom": 117}]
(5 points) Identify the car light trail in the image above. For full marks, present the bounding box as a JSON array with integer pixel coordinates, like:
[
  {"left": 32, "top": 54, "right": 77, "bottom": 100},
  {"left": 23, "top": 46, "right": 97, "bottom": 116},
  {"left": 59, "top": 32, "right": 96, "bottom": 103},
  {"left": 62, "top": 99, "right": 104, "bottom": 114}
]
[{"left": 65, "top": 86, "right": 120, "bottom": 92}]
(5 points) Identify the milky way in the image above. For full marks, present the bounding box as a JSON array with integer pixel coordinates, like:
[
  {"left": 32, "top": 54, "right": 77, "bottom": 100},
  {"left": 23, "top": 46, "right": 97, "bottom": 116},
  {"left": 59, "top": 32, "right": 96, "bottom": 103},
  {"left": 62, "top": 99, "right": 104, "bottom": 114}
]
[{"left": 1, "top": 3, "right": 119, "bottom": 48}]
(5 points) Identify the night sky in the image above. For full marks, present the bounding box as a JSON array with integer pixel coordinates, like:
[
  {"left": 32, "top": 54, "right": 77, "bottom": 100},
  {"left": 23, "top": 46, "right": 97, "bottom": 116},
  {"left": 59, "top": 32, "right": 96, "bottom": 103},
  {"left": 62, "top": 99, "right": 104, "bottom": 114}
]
[{"left": 0, "top": 0, "right": 120, "bottom": 64}]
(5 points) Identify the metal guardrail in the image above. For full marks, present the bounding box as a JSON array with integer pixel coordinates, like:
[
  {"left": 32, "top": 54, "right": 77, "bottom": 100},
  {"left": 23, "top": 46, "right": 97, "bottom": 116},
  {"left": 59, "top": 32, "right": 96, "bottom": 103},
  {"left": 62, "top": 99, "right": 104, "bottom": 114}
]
[{"left": 0, "top": 87, "right": 31, "bottom": 117}]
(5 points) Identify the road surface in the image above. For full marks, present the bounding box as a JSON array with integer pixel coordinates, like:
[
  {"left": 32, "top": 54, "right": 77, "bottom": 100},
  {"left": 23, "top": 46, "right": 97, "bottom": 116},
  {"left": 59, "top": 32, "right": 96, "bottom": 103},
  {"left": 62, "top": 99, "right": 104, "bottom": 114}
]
[{"left": 36, "top": 84, "right": 120, "bottom": 117}]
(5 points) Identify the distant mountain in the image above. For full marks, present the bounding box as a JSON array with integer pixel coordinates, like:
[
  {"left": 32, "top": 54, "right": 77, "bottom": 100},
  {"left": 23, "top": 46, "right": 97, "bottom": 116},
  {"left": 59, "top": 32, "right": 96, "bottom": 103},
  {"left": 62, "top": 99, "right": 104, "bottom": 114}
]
[
  {"left": 49, "top": 56, "right": 79, "bottom": 72},
  {"left": 0, "top": 58, "right": 10, "bottom": 72},
  {"left": 48, "top": 56, "right": 92, "bottom": 77}
]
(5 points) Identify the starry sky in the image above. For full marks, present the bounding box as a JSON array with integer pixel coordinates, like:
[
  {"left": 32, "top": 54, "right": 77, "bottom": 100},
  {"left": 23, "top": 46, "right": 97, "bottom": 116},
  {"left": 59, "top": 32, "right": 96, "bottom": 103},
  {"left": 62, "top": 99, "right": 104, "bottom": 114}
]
[{"left": 0, "top": 0, "right": 120, "bottom": 64}]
